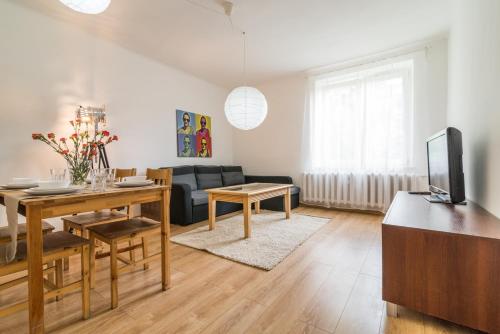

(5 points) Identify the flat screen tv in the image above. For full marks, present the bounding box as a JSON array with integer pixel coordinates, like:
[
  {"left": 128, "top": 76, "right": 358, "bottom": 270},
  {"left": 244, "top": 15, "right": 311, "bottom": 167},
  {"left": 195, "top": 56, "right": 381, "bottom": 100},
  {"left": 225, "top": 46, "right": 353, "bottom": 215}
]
[{"left": 426, "top": 127, "right": 465, "bottom": 203}]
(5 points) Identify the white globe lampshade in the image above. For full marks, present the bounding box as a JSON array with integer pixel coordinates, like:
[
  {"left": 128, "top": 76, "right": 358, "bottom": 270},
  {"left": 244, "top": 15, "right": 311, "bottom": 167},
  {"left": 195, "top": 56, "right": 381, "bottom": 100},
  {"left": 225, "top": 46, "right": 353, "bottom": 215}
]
[
  {"left": 224, "top": 86, "right": 268, "bottom": 130},
  {"left": 59, "top": 0, "right": 111, "bottom": 14}
]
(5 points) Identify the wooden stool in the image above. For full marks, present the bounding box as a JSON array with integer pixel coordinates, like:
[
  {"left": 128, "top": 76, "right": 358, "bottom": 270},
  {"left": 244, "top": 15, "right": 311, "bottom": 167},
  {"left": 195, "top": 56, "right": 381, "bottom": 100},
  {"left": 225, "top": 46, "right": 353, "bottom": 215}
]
[
  {"left": 61, "top": 168, "right": 137, "bottom": 271},
  {"left": 87, "top": 219, "right": 161, "bottom": 309},
  {"left": 87, "top": 168, "right": 172, "bottom": 309},
  {"left": 0, "top": 231, "right": 90, "bottom": 319}
]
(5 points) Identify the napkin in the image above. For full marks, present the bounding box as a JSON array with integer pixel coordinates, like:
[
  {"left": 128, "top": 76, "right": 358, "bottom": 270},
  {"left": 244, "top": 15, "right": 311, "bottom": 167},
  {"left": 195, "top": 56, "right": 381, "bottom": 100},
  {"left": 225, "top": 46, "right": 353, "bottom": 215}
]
[
  {"left": 123, "top": 176, "right": 147, "bottom": 182},
  {"left": 0, "top": 192, "right": 22, "bottom": 264}
]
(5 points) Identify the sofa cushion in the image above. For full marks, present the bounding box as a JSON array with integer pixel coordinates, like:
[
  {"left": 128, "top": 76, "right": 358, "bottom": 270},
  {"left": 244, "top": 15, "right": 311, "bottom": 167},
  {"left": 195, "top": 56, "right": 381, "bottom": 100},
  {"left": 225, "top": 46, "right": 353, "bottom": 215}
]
[
  {"left": 195, "top": 165, "right": 223, "bottom": 189},
  {"left": 195, "top": 165, "right": 222, "bottom": 174},
  {"left": 191, "top": 190, "right": 208, "bottom": 206},
  {"left": 221, "top": 166, "right": 243, "bottom": 173},
  {"left": 171, "top": 165, "right": 195, "bottom": 175},
  {"left": 196, "top": 173, "right": 223, "bottom": 190},
  {"left": 222, "top": 171, "right": 245, "bottom": 186},
  {"left": 221, "top": 166, "right": 244, "bottom": 186},
  {"left": 173, "top": 173, "right": 197, "bottom": 191}
]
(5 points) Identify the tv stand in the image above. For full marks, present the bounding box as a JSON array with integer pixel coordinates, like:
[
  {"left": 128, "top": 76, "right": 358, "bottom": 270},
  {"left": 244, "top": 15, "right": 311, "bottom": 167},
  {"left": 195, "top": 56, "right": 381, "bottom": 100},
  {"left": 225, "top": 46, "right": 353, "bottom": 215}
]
[
  {"left": 423, "top": 193, "right": 467, "bottom": 205},
  {"left": 382, "top": 191, "right": 500, "bottom": 333}
]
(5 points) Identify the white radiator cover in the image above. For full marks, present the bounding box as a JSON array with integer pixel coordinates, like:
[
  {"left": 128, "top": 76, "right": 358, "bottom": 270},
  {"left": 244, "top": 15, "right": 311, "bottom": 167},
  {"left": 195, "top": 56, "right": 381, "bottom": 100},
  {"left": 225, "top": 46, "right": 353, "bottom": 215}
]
[{"left": 301, "top": 172, "right": 427, "bottom": 212}]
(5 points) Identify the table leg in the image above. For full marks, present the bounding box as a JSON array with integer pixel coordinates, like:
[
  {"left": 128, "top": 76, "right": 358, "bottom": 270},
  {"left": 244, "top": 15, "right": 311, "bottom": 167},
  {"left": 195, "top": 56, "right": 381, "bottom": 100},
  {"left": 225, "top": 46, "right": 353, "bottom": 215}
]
[
  {"left": 160, "top": 188, "right": 171, "bottom": 291},
  {"left": 26, "top": 205, "right": 44, "bottom": 334},
  {"left": 208, "top": 193, "right": 216, "bottom": 231},
  {"left": 254, "top": 201, "right": 261, "bottom": 214},
  {"left": 243, "top": 198, "right": 252, "bottom": 238},
  {"left": 284, "top": 188, "right": 291, "bottom": 219}
]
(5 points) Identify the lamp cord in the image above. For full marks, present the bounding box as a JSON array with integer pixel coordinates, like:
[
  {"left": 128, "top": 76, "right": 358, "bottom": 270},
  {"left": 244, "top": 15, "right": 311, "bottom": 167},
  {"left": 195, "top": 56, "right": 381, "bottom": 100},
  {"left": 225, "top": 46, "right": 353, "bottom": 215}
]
[
  {"left": 243, "top": 31, "right": 247, "bottom": 87},
  {"left": 183, "top": 0, "right": 247, "bottom": 86},
  {"left": 183, "top": 0, "right": 224, "bottom": 16}
]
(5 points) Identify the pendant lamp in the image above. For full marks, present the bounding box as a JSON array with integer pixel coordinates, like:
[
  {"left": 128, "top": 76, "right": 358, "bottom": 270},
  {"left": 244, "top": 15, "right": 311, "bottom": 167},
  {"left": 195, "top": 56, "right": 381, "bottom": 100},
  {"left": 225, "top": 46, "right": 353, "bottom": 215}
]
[
  {"left": 223, "top": 4, "right": 268, "bottom": 130},
  {"left": 59, "top": 0, "right": 111, "bottom": 14}
]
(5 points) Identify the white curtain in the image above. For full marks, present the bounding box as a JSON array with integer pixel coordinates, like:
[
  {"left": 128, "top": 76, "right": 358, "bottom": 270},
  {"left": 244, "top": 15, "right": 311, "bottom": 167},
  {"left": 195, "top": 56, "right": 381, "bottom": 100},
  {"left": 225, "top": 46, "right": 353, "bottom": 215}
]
[{"left": 302, "top": 59, "right": 424, "bottom": 212}]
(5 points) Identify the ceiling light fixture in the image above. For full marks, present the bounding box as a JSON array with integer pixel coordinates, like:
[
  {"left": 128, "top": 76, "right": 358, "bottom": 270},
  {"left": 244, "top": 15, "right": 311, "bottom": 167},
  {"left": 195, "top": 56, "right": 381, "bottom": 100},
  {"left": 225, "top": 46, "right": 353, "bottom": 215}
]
[
  {"left": 58, "top": 0, "right": 111, "bottom": 14},
  {"left": 222, "top": 2, "right": 268, "bottom": 131}
]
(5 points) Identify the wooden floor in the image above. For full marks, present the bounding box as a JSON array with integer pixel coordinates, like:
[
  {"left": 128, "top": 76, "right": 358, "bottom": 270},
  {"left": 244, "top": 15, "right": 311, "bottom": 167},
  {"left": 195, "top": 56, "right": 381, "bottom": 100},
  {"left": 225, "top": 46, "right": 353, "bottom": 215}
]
[{"left": 0, "top": 206, "right": 480, "bottom": 334}]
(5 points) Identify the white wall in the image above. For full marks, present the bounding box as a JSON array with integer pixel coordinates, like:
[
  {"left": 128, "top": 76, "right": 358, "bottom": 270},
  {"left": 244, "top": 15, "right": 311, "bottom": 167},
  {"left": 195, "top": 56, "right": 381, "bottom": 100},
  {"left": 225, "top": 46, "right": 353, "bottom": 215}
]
[
  {"left": 448, "top": 0, "right": 500, "bottom": 217},
  {"left": 0, "top": 0, "right": 234, "bottom": 184},
  {"left": 233, "top": 39, "right": 449, "bottom": 187},
  {"left": 0, "top": 1, "right": 235, "bottom": 228},
  {"left": 233, "top": 75, "right": 307, "bottom": 184}
]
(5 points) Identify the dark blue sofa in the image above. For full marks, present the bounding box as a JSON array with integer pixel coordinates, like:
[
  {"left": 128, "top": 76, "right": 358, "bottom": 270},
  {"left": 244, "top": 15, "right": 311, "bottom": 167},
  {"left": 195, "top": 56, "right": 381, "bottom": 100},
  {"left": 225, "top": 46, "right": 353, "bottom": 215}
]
[{"left": 141, "top": 165, "right": 300, "bottom": 226}]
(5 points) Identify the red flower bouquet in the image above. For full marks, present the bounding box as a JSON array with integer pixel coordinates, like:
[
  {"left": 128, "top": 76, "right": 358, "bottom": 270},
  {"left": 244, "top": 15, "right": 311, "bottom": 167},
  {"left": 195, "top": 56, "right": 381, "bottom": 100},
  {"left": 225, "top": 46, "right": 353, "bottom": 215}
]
[{"left": 32, "top": 120, "right": 118, "bottom": 184}]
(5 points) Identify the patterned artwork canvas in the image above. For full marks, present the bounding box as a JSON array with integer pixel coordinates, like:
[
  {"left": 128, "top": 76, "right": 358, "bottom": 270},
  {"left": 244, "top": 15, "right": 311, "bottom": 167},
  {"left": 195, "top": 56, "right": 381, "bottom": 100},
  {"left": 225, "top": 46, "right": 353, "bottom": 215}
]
[{"left": 176, "top": 109, "right": 212, "bottom": 158}]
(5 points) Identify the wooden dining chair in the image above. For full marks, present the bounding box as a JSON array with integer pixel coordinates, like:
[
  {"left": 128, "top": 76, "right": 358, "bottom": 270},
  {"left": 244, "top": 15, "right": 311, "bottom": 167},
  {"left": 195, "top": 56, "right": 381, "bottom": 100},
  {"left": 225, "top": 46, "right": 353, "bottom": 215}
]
[
  {"left": 87, "top": 168, "right": 172, "bottom": 309},
  {"left": 61, "top": 168, "right": 137, "bottom": 271},
  {"left": 0, "top": 221, "right": 58, "bottom": 293},
  {"left": 115, "top": 168, "right": 138, "bottom": 181},
  {"left": 0, "top": 231, "right": 90, "bottom": 319},
  {"left": 0, "top": 221, "right": 55, "bottom": 245}
]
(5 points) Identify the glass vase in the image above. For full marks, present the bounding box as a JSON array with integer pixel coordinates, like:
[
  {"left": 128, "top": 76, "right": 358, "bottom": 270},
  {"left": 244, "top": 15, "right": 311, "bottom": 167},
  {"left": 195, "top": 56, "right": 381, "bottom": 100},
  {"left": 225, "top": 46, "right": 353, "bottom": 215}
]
[{"left": 68, "top": 161, "right": 91, "bottom": 185}]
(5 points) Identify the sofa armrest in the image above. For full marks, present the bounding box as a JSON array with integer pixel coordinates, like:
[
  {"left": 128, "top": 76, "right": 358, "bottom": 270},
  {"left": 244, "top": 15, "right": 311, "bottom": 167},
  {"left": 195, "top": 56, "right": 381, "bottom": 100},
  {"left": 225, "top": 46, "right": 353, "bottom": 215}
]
[
  {"left": 245, "top": 175, "right": 293, "bottom": 185},
  {"left": 170, "top": 183, "right": 193, "bottom": 226},
  {"left": 140, "top": 182, "right": 193, "bottom": 226}
]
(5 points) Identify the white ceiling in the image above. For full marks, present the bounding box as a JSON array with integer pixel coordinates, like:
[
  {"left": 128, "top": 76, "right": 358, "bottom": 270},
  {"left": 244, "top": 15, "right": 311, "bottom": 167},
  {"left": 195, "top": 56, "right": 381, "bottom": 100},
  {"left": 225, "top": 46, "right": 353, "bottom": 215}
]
[{"left": 12, "top": 0, "right": 451, "bottom": 88}]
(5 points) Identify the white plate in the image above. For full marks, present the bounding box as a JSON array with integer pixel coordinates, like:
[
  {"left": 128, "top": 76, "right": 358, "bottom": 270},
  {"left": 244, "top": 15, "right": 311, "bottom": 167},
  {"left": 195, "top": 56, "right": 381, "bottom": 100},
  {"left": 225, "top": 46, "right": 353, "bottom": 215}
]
[
  {"left": 23, "top": 186, "right": 82, "bottom": 196},
  {"left": 114, "top": 180, "right": 154, "bottom": 188},
  {"left": 37, "top": 181, "right": 70, "bottom": 189},
  {"left": 123, "top": 176, "right": 147, "bottom": 182},
  {"left": 1, "top": 183, "right": 39, "bottom": 189}
]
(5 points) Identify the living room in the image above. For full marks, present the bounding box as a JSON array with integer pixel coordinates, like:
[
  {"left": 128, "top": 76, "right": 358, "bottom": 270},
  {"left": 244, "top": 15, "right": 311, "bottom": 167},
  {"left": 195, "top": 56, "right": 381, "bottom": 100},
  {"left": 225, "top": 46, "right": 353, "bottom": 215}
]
[{"left": 0, "top": 0, "right": 499, "bottom": 333}]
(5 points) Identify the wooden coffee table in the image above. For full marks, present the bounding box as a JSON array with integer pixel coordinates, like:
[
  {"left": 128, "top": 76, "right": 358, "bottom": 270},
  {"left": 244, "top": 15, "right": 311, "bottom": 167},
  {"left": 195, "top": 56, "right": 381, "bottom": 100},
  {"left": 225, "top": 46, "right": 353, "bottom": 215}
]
[{"left": 205, "top": 183, "right": 293, "bottom": 238}]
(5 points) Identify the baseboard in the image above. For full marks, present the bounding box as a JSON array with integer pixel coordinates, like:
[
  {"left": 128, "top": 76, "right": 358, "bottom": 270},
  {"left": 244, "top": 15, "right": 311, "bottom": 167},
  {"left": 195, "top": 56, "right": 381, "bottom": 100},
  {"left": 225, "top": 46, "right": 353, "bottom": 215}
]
[{"left": 299, "top": 203, "right": 384, "bottom": 216}]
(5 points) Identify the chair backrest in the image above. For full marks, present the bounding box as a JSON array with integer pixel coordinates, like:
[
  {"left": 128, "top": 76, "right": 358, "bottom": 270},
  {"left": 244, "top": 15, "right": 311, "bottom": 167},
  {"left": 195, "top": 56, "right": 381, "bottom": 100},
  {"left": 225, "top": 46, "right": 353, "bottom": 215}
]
[
  {"left": 146, "top": 168, "right": 173, "bottom": 186},
  {"left": 115, "top": 168, "right": 137, "bottom": 181}
]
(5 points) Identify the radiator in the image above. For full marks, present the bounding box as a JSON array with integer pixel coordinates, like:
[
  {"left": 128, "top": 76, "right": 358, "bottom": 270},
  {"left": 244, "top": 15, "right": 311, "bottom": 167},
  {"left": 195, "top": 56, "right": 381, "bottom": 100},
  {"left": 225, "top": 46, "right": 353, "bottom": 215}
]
[{"left": 301, "top": 172, "right": 427, "bottom": 212}]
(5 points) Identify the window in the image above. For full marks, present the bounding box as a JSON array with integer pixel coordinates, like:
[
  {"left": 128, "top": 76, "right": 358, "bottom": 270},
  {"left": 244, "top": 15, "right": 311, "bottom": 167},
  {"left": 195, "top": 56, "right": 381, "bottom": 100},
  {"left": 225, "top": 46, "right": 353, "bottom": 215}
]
[{"left": 307, "top": 59, "right": 414, "bottom": 173}]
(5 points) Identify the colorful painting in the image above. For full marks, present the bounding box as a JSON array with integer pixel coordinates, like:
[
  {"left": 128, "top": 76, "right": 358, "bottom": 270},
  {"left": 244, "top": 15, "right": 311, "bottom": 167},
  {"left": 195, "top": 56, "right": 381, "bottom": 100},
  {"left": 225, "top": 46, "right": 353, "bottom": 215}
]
[{"left": 176, "top": 109, "right": 212, "bottom": 158}]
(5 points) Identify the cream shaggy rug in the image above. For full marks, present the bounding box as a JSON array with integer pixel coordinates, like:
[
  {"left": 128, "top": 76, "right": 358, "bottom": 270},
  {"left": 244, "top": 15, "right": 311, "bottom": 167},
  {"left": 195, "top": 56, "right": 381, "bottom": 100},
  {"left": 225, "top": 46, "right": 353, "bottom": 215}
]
[{"left": 171, "top": 211, "right": 330, "bottom": 270}]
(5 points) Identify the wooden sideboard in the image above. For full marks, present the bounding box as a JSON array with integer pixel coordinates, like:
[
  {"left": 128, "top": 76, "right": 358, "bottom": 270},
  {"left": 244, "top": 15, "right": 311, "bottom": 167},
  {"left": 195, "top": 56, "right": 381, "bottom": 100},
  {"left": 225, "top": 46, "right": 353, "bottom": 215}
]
[{"left": 382, "top": 191, "right": 500, "bottom": 333}]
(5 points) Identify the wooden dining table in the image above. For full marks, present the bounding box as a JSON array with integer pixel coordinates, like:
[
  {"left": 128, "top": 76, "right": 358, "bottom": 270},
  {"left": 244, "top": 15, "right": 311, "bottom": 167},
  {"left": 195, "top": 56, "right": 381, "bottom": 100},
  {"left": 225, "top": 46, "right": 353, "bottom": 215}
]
[{"left": 0, "top": 184, "right": 171, "bottom": 334}]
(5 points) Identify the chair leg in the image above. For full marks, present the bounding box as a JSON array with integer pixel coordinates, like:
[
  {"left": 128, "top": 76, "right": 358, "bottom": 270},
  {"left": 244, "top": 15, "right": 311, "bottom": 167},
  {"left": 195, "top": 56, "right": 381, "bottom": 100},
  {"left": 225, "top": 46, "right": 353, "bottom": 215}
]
[
  {"left": 47, "top": 260, "right": 56, "bottom": 285},
  {"left": 46, "top": 261, "right": 56, "bottom": 303},
  {"left": 81, "top": 245, "right": 90, "bottom": 320},
  {"left": 110, "top": 241, "right": 118, "bottom": 309},
  {"left": 89, "top": 233, "right": 96, "bottom": 289},
  {"left": 63, "top": 221, "right": 70, "bottom": 271},
  {"left": 55, "top": 259, "right": 64, "bottom": 301},
  {"left": 129, "top": 239, "right": 136, "bottom": 263},
  {"left": 141, "top": 237, "right": 149, "bottom": 270}
]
